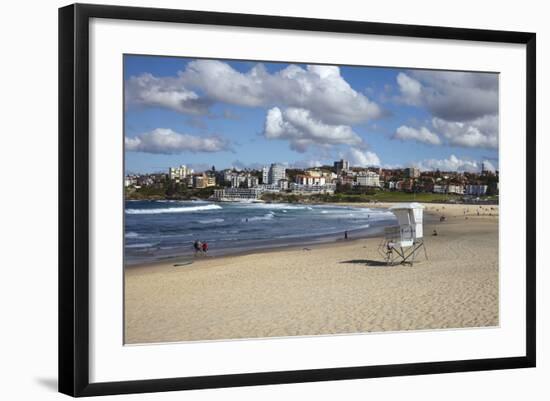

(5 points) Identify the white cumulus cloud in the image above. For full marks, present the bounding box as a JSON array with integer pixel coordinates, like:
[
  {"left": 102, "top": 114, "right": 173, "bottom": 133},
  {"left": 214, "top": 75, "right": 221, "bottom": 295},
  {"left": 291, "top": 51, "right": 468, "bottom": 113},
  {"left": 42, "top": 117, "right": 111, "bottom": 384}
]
[
  {"left": 125, "top": 73, "right": 211, "bottom": 115},
  {"left": 393, "top": 125, "right": 441, "bottom": 145},
  {"left": 127, "top": 60, "right": 382, "bottom": 125},
  {"left": 395, "top": 70, "right": 499, "bottom": 150},
  {"left": 412, "top": 154, "right": 487, "bottom": 173},
  {"left": 263, "top": 107, "right": 363, "bottom": 152},
  {"left": 396, "top": 71, "right": 498, "bottom": 121},
  {"left": 125, "top": 128, "right": 230, "bottom": 154},
  {"left": 182, "top": 61, "right": 381, "bottom": 124},
  {"left": 345, "top": 148, "right": 381, "bottom": 167},
  {"left": 432, "top": 116, "right": 498, "bottom": 149},
  {"left": 396, "top": 72, "right": 422, "bottom": 104}
]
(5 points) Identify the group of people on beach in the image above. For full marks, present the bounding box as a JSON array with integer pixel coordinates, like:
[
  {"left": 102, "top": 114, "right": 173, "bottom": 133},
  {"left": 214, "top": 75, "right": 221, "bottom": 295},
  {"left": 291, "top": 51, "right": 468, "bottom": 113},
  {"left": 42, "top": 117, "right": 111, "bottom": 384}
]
[{"left": 193, "top": 240, "right": 209, "bottom": 256}]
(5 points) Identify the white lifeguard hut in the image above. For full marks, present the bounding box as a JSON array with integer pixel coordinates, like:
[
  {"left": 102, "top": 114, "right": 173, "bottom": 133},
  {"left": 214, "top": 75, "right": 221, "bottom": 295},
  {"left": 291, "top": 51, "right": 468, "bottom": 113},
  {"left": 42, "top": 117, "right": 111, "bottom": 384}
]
[{"left": 378, "top": 203, "right": 428, "bottom": 265}]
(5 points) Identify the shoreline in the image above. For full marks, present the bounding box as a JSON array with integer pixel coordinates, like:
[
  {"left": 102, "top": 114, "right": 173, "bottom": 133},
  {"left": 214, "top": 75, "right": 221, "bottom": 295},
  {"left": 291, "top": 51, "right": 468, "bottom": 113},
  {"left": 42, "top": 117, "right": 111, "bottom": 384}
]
[
  {"left": 125, "top": 219, "right": 396, "bottom": 269},
  {"left": 127, "top": 228, "right": 386, "bottom": 270},
  {"left": 125, "top": 202, "right": 497, "bottom": 269},
  {"left": 126, "top": 214, "right": 496, "bottom": 271}
]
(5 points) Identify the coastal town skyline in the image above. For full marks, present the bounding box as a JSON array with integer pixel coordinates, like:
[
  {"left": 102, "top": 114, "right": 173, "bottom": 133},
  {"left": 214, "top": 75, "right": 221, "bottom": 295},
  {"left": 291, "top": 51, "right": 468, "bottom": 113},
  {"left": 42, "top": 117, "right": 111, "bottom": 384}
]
[
  {"left": 125, "top": 157, "right": 498, "bottom": 203},
  {"left": 124, "top": 55, "right": 499, "bottom": 175}
]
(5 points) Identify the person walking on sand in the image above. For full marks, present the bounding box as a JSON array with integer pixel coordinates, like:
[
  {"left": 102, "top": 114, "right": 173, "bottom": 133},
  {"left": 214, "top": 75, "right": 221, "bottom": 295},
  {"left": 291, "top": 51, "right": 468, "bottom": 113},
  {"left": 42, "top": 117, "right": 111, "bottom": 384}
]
[
  {"left": 344, "top": 231, "right": 348, "bottom": 240},
  {"left": 202, "top": 241, "right": 209, "bottom": 255}
]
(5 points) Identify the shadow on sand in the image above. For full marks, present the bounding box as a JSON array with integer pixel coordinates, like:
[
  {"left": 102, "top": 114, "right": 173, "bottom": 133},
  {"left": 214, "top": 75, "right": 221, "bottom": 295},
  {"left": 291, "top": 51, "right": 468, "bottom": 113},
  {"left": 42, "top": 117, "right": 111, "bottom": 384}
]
[{"left": 340, "top": 259, "right": 389, "bottom": 267}]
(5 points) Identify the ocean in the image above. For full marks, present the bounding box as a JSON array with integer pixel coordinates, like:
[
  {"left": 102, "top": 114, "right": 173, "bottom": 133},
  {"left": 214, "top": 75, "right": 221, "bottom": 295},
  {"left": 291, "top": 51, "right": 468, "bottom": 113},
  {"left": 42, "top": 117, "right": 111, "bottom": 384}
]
[{"left": 124, "top": 200, "right": 397, "bottom": 265}]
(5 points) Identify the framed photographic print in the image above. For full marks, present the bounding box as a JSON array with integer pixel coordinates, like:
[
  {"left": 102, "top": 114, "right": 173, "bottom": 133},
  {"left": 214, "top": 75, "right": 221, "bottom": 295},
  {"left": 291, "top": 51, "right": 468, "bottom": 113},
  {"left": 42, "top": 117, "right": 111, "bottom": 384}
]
[{"left": 58, "top": 3, "right": 536, "bottom": 397}]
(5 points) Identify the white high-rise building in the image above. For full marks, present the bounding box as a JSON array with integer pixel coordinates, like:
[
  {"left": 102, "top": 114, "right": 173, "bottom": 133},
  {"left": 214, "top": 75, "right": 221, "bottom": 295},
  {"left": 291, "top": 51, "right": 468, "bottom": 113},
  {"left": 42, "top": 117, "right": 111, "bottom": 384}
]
[
  {"left": 169, "top": 165, "right": 188, "bottom": 180},
  {"left": 268, "top": 163, "right": 286, "bottom": 185},
  {"left": 262, "top": 166, "right": 269, "bottom": 184}
]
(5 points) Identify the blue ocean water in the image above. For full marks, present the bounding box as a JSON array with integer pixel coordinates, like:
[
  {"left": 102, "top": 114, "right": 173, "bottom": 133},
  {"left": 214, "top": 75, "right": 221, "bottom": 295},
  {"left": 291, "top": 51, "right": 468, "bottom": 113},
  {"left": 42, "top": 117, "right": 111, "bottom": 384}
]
[{"left": 124, "top": 200, "right": 396, "bottom": 265}]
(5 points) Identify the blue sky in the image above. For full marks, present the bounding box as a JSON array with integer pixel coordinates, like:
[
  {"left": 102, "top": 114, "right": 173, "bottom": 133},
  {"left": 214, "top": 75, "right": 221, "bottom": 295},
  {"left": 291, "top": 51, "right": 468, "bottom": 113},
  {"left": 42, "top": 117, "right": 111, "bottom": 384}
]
[{"left": 124, "top": 55, "right": 499, "bottom": 174}]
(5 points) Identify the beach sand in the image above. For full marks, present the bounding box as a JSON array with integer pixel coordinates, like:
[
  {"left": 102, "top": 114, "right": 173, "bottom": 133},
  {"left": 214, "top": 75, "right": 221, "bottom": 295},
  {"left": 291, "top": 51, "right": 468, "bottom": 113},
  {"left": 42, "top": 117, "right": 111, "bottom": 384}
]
[{"left": 124, "top": 203, "right": 499, "bottom": 344}]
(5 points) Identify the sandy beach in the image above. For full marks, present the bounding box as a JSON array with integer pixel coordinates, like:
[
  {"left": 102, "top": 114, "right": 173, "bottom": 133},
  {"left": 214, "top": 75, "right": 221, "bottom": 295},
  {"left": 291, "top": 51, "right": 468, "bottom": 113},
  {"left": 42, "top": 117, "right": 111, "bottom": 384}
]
[{"left": 124, "top": 203, "right": 499, "bottom": 344}]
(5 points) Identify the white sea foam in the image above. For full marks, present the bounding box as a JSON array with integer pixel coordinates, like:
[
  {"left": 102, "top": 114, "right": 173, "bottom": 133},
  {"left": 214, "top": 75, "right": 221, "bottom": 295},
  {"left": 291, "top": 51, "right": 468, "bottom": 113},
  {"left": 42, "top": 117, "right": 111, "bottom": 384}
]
[
  {"left": 229, "top": 199, "right": 262, "bottom": 204},
  {"left": 324, "top": 212, "right": 357, "bottom": 218},
  {"left": 125, "top": 204, "right": 222, "bottom": 215},
  {"left": 248, "top": 203, "right": 308, "bottom": 210},
  {"left": 242, "top": 212, "right": 275, "bottom": 222},
  {"left": 125, "top": 232, "right": 140, "bottom": 238},
  {"left": 125, "top": 243, "right": 157, "bottom": 249},
  {"left": 198, "top": 218, "right": 225, "bottom": 224}
]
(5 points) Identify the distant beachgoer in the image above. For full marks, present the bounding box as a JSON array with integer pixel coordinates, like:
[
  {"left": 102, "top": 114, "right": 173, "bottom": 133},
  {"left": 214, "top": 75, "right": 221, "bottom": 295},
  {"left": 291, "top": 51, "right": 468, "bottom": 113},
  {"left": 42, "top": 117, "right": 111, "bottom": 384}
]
[
  {"left": 193, "top": 240, "right": 202, "bottom": 255},
  {"left": 344, "top": 231, "right": 348, "bottom": 240},
  {"left": 432, "top": 229, "right": 438, "bottom": 236},
  {"left": 202, "top": 242, "right": 209, "bottom": 255}
]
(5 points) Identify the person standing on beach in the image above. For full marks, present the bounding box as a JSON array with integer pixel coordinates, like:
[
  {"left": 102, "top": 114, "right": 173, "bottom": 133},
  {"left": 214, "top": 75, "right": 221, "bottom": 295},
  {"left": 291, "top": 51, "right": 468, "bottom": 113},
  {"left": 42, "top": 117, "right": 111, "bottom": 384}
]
[
  {"left": 344, "top": 231, "right": 348, "bottom": 240},
  {"left": 202, "top": 242, "right": 209, "bottom": 255},
  {"left": 193, "top": 240, "right": 202, "bottom": 256}
]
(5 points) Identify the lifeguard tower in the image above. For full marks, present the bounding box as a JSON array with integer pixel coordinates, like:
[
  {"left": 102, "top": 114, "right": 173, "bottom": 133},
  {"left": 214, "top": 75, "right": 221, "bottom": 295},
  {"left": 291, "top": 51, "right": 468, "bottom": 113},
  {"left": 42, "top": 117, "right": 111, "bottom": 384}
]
[{"left": 378, "top": 202, "right": 428, "bottom": 265}]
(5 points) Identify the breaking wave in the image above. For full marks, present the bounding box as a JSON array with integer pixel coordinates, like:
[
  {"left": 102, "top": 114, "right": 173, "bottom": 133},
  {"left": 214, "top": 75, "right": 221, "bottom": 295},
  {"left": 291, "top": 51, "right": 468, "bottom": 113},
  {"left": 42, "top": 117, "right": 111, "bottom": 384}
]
[
  {"left": 249, "top": 203, "right": 309, "bottom": 210},
  {"left": 125, "top": 204, "right": 222, "bottom": 215},
  {"left": 242, "top": 212, "right": 275, "bottom": 222},
  {"left": 198, "top": 218, "right": 225, "bottom": 224}
]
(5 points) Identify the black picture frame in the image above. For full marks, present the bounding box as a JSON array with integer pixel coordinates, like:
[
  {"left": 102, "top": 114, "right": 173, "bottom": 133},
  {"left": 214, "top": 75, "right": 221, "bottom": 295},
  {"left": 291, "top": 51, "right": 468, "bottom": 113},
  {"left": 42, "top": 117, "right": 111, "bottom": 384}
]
[{"left": 59, "top": 3, "right": 536, "bottom": 397}]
